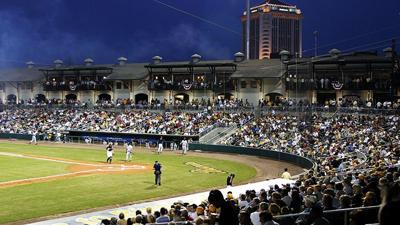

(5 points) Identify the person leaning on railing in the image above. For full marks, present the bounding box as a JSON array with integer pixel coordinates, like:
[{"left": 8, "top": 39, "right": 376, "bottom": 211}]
[{"left": 379, "top": 181, "right": 400, "bottom": 225}]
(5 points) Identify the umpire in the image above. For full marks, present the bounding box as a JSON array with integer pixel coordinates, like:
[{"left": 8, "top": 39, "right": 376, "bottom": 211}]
[{"left": 153, "top": 161, "right": 162, "bottom": 186}]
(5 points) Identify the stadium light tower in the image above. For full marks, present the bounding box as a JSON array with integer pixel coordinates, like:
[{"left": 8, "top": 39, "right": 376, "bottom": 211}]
[
  {"left": 313, "top": 31, "right": 319, "bottom": 57},
  {"left": 246, "top": 0, "right": 250, "bottom": 60}
]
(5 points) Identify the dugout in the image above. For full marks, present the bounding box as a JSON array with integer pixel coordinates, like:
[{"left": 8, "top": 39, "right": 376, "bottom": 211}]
[{"left": 66, "top": 130, "right": 199, "bottom": 145}]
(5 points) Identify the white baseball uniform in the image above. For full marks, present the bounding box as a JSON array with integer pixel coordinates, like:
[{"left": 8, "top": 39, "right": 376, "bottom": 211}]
[
  {"left": 126, "top": 144, "right": 133, "bottom": 161},
  {"left": 30, "top": 132, "right": 37, "bottom": 145},
  {"left": 181, "top": 140, "right": 188, "bottom": 154}
]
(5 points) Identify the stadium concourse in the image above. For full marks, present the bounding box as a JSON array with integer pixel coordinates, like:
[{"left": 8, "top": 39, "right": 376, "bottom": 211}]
[{"left": 1, "top": 105, "right": 400, "bottom": 225}]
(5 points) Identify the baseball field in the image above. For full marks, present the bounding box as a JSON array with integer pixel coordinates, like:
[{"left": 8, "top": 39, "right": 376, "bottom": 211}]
[{"left": 0, "top": 141, "right": 257, "bottom": 224}]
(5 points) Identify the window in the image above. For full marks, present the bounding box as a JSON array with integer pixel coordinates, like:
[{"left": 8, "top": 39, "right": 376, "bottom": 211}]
[
  {"left": 241, "top": 81, "right": 247, "bottom": 88},
  {"left": 250, "top": 80, "right": 258, "bottom": 88},
  {"left": 116, "top": 82, "right": 122, "bottom": 89},
  {"left": 19, "top": 82, "right": 32, "bottom": 90},
  {"left": 123, "top": 81, "right": 129, "bottom": 89}
]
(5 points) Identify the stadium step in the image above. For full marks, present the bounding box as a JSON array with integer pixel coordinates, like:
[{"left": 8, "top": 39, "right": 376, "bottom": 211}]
[{"left": 199, "top": 126, "right": 238, "bottom": 144}]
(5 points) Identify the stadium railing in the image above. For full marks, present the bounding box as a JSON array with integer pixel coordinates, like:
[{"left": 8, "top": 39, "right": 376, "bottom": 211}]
[
  {"left": 145, "top": 222, "right": 189, "bottom": 225},
  {"left": 143, "top": 205, "right": 380, "bottom": 225},
  {"left": 2, "top": 103, "right": 398, "bottom": 115},
  {"left": 258, "top": 105, "right": 400, "bottom": 115},
  {"left": 274, "top": 205, "right": 380, "bottom": 225},
  {"left": 198, "top": 124, "right": 217, "bottom": 137}
]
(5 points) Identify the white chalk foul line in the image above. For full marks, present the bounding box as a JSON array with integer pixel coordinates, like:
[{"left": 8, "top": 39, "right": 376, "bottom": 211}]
[
  {"left": 0, "top": 151, "right": 145, "bottom": 169},
  {"left": 0, "top": 169, "right": 100, "bottom": 186},
  {"left": 0, "top": 167, "right": 139, "bottom": 187},
  {"left": 0, "top": 151, "right": 149, "bottom": 186}
]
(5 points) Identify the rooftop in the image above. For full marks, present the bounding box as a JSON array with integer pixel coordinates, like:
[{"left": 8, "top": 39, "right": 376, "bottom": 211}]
[
  {"left": 244, "top": 0, "right": 300, "bottom": 16},
  {"left": 0, "top": 52, "right": 392, "bottom": 82},
  {"left": 265, "top": 0, "right": 293, "bottom": 7}
]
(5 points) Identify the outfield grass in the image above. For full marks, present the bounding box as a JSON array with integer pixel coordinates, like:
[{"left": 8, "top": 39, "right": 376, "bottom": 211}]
[{"left": 0, "top": 142, "right": 256, "bottom": 224}]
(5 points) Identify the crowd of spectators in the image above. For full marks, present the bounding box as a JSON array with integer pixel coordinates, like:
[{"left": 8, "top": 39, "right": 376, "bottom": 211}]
[
  {"left": 0, "top": 108, "right": 253, "bottom": 136},
  {"left": 98, "top": 98, "right": 253, "bottom": 110},
  {"left": 214, "top": 112, "right": 399, "bottom": 224},
  {"left": 221, "top": 113, "right": 399, "bottom": 155},
  {"left": 104, "top": 172, "right": 400, "bottom": 225},
  {"left": 2, "top": 97, "right": 255, "bottom": 111},
  {"left": 97, "top": 113, "right": 400, "bottom": 225},
  {"left": 44, "top": 79, "right": 110, "bottom": 91},
  {"left": 3, "top": 96, "right": 399, "bottom": 113},
  {"left": 149, "top": 77, "right": 234, "bottom": 92},
  {"left": 284, "top": 77, "right": 391, "bottom": 92},
  {"left": 84, "top": 110, "right": 400, "bottom": 225},
  {"left": 2, "top": 98, "right": 86, "bottom": 107},
  {"left": 1, "top": 101, "right": 399, "bottom": 224},
  {"left": 258, "top": 97, "right": 399, "bottom": 109}
]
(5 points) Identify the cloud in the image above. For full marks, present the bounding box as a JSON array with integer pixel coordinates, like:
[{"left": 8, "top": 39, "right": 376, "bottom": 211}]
[
  {"left": 0, "top": 9, "right": 118, "bottom": 67},
  {"left": 126, "top": 23, "right": 232, "bottom": 62},
  {"left": 0, "top": 2, "right": 233, "bottom": 68}
]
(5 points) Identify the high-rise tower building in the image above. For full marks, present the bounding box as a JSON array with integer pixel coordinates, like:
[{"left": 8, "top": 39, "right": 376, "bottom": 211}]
[{"left": 241, "top": 0, "right": 302, "bottom": 59}]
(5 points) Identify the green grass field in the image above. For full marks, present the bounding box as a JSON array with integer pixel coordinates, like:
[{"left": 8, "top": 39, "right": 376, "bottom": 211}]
[{"left": 0, "top": 142, "right": 256, "bottom": 224}]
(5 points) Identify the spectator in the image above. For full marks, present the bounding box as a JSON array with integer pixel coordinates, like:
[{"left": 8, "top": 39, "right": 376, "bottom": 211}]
[
  {"left": 250, "top": 202, "right": 268, "bottom": 225},
  {"left": 156, "top": 207, "right": 170, "bottom": 223},
  {"left": 208, "top": 189, "right": 239, "bottom": 225},
  {"left": 259, "top": 211, "right": 279, "bottom": 225},
  {"left": 281, "top": 168, "right": 291, "bottom": 180},
  {"left": 117, "top": 213, "right": 127, "bottom": 225},
  {"left": 308, "top": 205, "right": 330, "bottom": 225}
]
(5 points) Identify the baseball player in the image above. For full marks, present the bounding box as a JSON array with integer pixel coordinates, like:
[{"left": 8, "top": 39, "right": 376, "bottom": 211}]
[
  {"left": 30, "top": 130, "right": 38, "bottom": 145},
  {"left": 173, "top": 141, "right": 178, "bottom": 151},
  {"left": 125, "top": 142, "right": 133, "bottom": 162},
  {"left": 106, "top": 143, "right": 113, "bottom": 164},
  {"left": 181, "top": 139, "right": 188, "bottom": 155},
  {"left": 157, "top": 137, "right": 164, "bottom": 154}
]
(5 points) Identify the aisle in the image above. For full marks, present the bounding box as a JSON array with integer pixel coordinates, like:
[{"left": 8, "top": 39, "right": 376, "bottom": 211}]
[{"left": 30, "top": 178, "right": 293, "bottom": 225}]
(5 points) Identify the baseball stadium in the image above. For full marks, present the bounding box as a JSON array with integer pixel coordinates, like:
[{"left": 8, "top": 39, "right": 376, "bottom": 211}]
[{"left": 0, "top": 1, "right": 400, "bottom": 225}]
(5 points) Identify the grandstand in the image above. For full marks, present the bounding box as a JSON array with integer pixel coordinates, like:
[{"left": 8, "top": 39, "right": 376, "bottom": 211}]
[
  {"left": 0, "top": 100, "right": 399, "bottom": 225},
  {"left": 0, "top": 48, "right": 399, "bottom": 225},
  {"left": 0, "top": 0, "right": 400, "bottom": 224}
]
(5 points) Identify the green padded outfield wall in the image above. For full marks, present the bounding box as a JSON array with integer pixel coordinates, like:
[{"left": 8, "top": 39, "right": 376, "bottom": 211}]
[
  {"left": 189, "top": 143, "right": 314, "bottom": 170},
  {"left": 0, "top": 133, "right": 43, "bottom": 140}
]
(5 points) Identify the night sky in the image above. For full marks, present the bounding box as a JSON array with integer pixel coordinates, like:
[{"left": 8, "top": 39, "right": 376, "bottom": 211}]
[{"left": 0, "top": 0, "right": 399, "bottom": 68}]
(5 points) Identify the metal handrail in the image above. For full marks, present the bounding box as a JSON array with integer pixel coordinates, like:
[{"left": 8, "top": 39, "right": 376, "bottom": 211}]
[
  {"left": 205, "top": 126, "right": 237, "bottom": 144},
  {"left": 2, "top": 103, "right": 399, "bottom": 115},
  {"left": 274, "top": 205, "right": 380, "bottom": 219},
  {"left": 275, "top": 205, "right": 380, "bottom": 225},
  {"left": 142, "top": 205, "right": 380, "bottom": 225},
  {"left": 145, "top": 222, "right": 189, "bottom": 225}
]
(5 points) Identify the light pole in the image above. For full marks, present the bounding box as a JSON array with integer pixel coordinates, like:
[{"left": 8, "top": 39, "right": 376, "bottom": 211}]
[
  {"left": 246, "top": 0, "right": 251, "bottom": 60},
  {"left": 280, "top": 50, "right": 290, "bottom": 108},
  {"left": 295, "top": 52, "right": 299, "bottom": 114},
  {"left": 313, "top": 31, "right": 319, "bottom": 57}
]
